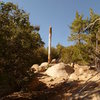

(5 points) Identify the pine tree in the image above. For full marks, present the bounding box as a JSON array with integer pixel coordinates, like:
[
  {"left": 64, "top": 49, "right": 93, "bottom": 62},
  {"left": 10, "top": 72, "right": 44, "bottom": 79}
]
[{"left": 69, "top": 11, "right": 87, "bottom": 44}]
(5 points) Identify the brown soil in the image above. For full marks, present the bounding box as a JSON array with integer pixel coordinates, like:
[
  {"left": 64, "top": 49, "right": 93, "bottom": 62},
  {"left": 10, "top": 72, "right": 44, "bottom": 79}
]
[{"left": 1, "top": 71, "right": 100, "bottom": 100}]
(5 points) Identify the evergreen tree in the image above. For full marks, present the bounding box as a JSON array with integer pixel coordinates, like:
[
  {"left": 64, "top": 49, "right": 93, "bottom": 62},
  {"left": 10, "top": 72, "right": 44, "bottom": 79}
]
[{"left": 69, "top": 11, "right": 87, "bottom": 44}]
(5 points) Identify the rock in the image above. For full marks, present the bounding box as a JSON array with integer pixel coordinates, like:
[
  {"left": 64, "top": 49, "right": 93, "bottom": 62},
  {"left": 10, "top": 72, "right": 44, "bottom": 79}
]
[
  {"left": 31, "top": 64, "right": 39, "bottom": 72},
  {"left": 39, "top": 62, "right": 49, "bottom": 72},
  {"left": 45, "top": 63, "right": 69, "bottom": 79},
  {"left": 51, "top": 59, "right": 57, "bottom": 64},
  {"left": 74, "top": 65, "right": 90, "bottom": 76},
  {"left": 74, "top": 64, "right": 80, "bottom": 69},
  {"left": 49, "top": 63, "right": 56, "bottom": 67},
  {"left": 69, "top": 73, "right": 78, "bottom": 81},
  {"left": 81, "top": 65, "right": 90, "bottom": 71},
  {"left": 74, "top": 64, "right": 90, "bottom": 70},
  {"left": 40, "top": 62, "right": 48, "bottom": 67},
  {"left": 39, "top": 67, "right": 47, "bottom": 72},
  {"left": 65, "top": 65, "right": 74, "bottom": 74},
  {"left": 74, "top": 68, "right": 84, "bottom": 76}
]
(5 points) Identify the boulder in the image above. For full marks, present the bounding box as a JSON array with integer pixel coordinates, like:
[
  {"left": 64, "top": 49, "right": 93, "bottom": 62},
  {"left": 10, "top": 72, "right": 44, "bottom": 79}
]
[
  {"left": 45, "top": 63, "right": 73, "bottom": 78},
  {"left": 51, "top": 59, "right": 57, "bottom": 64},
  {"left": 39, "top": 62, "right": 49, "bottom": 72},
  {"left": 40, "top": 62, "right": 48, "bottom": 67},
  {"left": 31, "top": 64, "right": 39, "bottom": 72}
]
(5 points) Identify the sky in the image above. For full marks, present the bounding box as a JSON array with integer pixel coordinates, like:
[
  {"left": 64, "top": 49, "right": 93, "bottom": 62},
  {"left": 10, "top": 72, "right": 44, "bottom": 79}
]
[{"left": 2, "top": 0, "right": 100, "bottom": 47}]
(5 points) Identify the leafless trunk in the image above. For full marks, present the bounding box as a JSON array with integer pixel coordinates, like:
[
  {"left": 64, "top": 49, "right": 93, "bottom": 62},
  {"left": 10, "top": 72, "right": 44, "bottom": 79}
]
[{"left": 48, "top": 26, "right": 52, "bottom": 64}]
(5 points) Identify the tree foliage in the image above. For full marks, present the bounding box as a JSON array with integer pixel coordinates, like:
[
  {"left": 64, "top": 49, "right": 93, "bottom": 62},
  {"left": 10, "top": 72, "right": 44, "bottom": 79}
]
[
  {"left": 69, "top": 11, "right": 87, "bottom": 44},
  {"left": 68, "top": 9, "right": 100, "bottom": 65},
  {"left": 0, "top": 2, "right": 44, "bottom": 80}
]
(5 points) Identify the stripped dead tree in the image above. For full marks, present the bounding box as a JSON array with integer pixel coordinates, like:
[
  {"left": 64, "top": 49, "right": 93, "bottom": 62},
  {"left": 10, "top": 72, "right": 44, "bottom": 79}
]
[{"left": 48, "top": 26, "right": 52, "bottom": 64}]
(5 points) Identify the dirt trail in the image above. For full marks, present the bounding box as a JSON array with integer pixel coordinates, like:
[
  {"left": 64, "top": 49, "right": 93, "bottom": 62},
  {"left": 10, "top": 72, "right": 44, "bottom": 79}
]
[
  {"left": 37, "top": 72, "right": 100, "bottom": 100},
  {"left": 1, "top": 66, "right": 100, "bottom": 100}
]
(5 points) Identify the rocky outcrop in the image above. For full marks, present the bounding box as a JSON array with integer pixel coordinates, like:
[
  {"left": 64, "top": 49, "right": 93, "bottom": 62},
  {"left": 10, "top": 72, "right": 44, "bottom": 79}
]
[{"left": 45, "top": 63, "right": 74, "bottom": 79}]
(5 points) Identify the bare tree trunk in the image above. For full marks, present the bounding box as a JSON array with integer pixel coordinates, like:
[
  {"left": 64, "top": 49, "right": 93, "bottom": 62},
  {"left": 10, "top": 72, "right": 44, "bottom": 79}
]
[{"left": 48, "top": 26, "right": 52, "bottom": 64}]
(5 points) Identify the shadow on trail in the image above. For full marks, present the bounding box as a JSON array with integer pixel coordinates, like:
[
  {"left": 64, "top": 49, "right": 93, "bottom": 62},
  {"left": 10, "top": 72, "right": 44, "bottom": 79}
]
[
  {"left": 1, "top": 72, "right": 100, "bottom": 100},
  {"left": 49, "top": 80, "right": 100, "bottom": 100}
]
